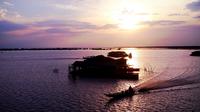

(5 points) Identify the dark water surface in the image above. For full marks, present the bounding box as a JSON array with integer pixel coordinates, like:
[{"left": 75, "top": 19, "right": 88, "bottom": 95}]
[{"left": 0, "top": 49, "right": 200, "bottom": 112}]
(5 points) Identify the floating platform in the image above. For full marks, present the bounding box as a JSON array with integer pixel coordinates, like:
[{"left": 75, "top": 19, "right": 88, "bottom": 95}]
[{"left": 68, "top": 51, "right": 140, "bottom": 80}]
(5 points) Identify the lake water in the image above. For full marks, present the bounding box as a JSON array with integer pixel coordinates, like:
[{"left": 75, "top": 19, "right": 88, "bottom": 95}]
[{"left": 0, "top": 49, "right": 200, "bottom": 112}]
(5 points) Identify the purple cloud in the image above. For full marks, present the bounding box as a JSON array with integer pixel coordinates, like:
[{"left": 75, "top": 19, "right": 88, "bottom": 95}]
[
  {"left": 3, "top": 1, "right": 14, "bottom": 6},
  {"left": 168, "top": 13, "right": 188, "bottom": 16},
  {"left": 99, "top": 24, "right": 118, "bottom": 29},
  {"left": 65, "top": 20, "right": 97, "bottom": 29},
  {"left": 140, "top": 20, "right": 186, "bottom": 26},
  {"left": 187, "top": 0, "right": 200, "bottom": 11},
  {"left": 45, "top": 28, "right": 70, "bottom": 33},
  {"left": 0, "top": 20, "right": 27, "bottom": 33},
  {"left": 167, "top": 25, "right": 200, "bottom": 45},
  {"left": 0, "top": 20, "right": 84, "bottom": 43},
  {"left": 0, "top": 19, "right": 118, "bottom": 44},
  {"left": 30, "top": 20, "right": 117, "bottom": 30},
  {"left": 30, "top": 20, "right": 67, "bottom": 27},
  {"left": 0, "top": 19, "right": 119, "bottom": 48},
  {"left": 31, "top": 20, "right": 96, "bottom": 29},
  {"left": 193, "top": 15, "right": 200, "bottom": 19}
]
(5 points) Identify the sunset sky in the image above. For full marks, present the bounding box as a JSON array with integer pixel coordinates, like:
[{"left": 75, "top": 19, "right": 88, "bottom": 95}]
[{"left": 0, "top": 0, "right": 200, "bottom": 48}]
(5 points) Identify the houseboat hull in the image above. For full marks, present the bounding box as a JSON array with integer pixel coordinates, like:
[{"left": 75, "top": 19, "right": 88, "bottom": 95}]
[{"left": 69, "top": 69, "right": 139, "bottom": 80}]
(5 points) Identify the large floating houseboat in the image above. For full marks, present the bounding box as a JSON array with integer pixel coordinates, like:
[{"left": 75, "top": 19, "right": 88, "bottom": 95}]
[{"left": 68, "top": 51, "right": 139, "bottom": 79}]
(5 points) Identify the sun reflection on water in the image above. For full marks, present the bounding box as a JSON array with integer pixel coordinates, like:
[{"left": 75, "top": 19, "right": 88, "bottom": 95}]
[
  {"left": 111, "top": 48, "right": 141, "bottom": 91},
  {"left": 124, "top": 48, "right": 140, "bottom": 68}
]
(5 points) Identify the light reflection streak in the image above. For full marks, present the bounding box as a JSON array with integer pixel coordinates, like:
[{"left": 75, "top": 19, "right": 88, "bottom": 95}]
[
  {"left": 112, "top": 48, "right": 141, "bottom": 91},
  {"left": 124, "top": 48, "right": 140, "bottom": 68}
]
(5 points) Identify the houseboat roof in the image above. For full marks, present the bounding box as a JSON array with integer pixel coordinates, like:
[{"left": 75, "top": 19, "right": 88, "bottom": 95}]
[{"left": 107, "top": 51, "right": 128, "bottom": 58}]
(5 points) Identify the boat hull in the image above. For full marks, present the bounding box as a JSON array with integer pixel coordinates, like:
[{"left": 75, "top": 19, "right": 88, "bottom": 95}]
[{"left": 105, "top": 88, "right": 135, "bottom": 99}]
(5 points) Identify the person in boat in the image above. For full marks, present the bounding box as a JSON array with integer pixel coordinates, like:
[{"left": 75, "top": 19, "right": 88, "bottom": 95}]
[{"left": 128, "top": 86, "right": 134, "bottom": 93}]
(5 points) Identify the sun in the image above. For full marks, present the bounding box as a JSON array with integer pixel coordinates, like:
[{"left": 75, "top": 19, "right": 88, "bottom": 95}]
[
  {"left": 112, "top": 4, "right": 151, "bottom": 30},
  {"left": 118, "top": 13, "right": 138, "bottom": 29}
]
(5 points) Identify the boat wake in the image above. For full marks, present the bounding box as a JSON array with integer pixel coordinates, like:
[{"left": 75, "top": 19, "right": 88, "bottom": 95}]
[{"left": 135, "top": 60, "right": 200, "bottom": 93}]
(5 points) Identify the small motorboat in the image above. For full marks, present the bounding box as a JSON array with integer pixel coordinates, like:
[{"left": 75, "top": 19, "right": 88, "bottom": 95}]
[{"left": 104, "top": 86, "right": 135, "bottom": 98}]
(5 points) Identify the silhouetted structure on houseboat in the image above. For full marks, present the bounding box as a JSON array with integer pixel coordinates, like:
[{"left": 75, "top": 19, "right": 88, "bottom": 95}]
[
  {"left": 68, "top": 51, "right": 139, "bottom": 79},
  {"left": 107, "top": 51, "right": 128, "bottom": 58}
]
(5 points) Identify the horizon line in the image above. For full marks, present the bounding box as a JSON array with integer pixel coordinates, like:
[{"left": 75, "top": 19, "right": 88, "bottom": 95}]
[{"left": 1, "top": 46, "right": 200, "bottom": 51}]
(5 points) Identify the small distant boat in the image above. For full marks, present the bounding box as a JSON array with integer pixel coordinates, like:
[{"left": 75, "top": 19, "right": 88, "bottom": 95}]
[
  {"left": 104, "top": 86, "right": 135, "bottom": 98},
  {"left": 190, "top": 51, "right": 200, "bottom": 56}
]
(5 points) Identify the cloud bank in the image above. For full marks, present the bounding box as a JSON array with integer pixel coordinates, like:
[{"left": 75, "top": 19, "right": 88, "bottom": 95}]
[
  {"left": 187, "top": 0, "right": 200, "bottom": 11},
  {"left": 0, "top": 19, "right": 200, "bottom": 48},
  {"left": 140, "top": 20, "right": 186, "bottom": 26}
]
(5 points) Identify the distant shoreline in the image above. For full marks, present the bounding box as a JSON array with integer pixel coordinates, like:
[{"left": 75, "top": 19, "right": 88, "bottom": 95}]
[{"left": 0, "top": 46, "right": 200, "bottom": 51}]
